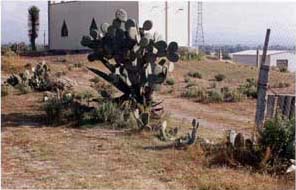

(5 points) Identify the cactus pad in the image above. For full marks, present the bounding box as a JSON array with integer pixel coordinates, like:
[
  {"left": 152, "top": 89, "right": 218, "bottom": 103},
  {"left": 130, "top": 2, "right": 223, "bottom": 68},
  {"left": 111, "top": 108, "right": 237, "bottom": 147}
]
[
  {"left": 115, "top": 9, "right": 128, "bottom": 22},
  {"left": 143, "top": 20, "right": 153, "bottom": 31}
]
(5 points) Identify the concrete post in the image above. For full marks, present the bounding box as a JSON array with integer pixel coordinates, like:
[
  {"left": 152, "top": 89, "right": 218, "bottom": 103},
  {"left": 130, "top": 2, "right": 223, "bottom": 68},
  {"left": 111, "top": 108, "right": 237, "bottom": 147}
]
[
  {"left": 255, "top": 29, "right": 271, "bottom": 133},
  {"left": 256, "top": 48, "right": 260, "bottom": 68},
  {"left": 219, "top": 49, "right": 223, "bottom": 61}
]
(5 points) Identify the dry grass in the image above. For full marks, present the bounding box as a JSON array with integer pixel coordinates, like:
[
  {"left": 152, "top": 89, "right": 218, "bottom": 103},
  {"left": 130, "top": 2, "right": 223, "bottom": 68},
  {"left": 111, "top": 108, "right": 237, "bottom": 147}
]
[
  {"left": 2, "top": 124, "right": 294, "bottom": 189},
  {"left": 173, "top": 59, "right": 294, "bottom": 92},
  {"left": 1, "top": 55, "right": 31, "bottom": 74},
  {"left": 1, "top": 54, "right": 295, "bottom": 189}
]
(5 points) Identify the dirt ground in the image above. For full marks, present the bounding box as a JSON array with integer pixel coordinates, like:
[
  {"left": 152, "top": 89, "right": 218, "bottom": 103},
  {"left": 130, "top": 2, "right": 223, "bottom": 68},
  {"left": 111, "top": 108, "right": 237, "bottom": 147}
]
[{"left": 1, "top": 54, "right": 295, "bottom": 189}]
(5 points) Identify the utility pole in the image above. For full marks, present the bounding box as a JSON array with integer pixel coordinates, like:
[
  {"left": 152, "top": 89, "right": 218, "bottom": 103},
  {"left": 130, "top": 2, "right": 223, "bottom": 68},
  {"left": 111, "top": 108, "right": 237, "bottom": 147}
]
[
  {"left": 165, "top": 1, "right": 168, "bottom": 43},
  {"left": 43, "top": 30, "right": 46, "bottom": 49},
  {"left": 187, "top": 1, "right": 191, "bottom": 47}
]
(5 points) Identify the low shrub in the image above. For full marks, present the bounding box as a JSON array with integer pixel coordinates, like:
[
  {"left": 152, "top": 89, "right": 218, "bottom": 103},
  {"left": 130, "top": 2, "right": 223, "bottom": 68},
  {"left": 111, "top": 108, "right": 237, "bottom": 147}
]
[
  {"left": 94, "top": 101, "right": 118, "bottom": 123},
  {"left": 89, "top": 76, "right": 101, "bottom": 84},
  {"left": 239, "top": 78, "right": 257, "bottom": 98},
  {"left": 165, "top": 78, "right": 175, "bottom": 86},
  {"left": 214, "top": 73, "right": 226, "bottom": 82},
  {"left": 75, "top": 90, "right": 95, "bottom": 106},
  {"left": 67, "top": 65, "right": 73, "bottom": 71},
  {"left": 74, "top": 62, "right": 84, "bottom": 68},
  {"left": 2, "top": 48, "right": 17, "bottom": 57},
  {"left": 44, "top": 97, "right": 64, "bottom": 124},
  {"left": 260, "top": 115, "right": 295, "bottom": 160},
  {"left": 222, "top": 88, "right": 245, "bottom": 102},
  {"left": 272, "top": 82, "right": 290, "bottom": 88},
  {"left": 179, "top": 47, "right": 203, "bottom": 61},
  {"left": 15, "top": 83, "right": 31, "bottom": 94},
  {"left": 279, "top": 67, "right": 288, "bottom": 73},
  {"left": 208, "top": 82, "right": 217, "bottom": 89},
  {"left": 207, "top": 90, "right": 223, "bottom": 103},
  {"left": 181, "top": 86, "right": 208, "bottom": 102},
  {"left": 188, "top": 71, "right": 202, "bottom": 79},
  {"left": 1, "top": 85, "right": 9, "bottom": 97},
  {"left": 55, "top": 71, "right": 66, "bottom": 78},
  {"left": 184, "top": 76, "right": 191, "bottom": 83}
]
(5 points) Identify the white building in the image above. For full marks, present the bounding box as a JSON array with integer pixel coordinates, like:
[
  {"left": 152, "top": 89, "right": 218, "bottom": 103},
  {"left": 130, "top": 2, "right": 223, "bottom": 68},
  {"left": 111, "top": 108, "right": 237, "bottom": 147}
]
[
  {"left": 231, "top": 50, "right": 296, "bottom": 72},
  {"left": 48, "top": 1, "right": 191, "bottom": 50}
]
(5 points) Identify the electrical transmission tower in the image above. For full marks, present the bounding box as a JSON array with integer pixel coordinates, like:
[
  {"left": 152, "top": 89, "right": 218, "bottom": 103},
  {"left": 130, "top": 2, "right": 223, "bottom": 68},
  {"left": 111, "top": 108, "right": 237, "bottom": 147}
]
[{"left": 194, "top": 2, "right": 205, "bottom": 49}]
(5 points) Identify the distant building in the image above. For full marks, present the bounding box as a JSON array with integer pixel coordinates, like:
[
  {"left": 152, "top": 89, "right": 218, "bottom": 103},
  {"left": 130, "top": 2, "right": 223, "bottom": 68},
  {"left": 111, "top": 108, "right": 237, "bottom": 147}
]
[
  {"left": 231, "top": 50, "right": 296, "bottom": 72},
  {"left": 48, "top": 1, "right": 191, "bottom": 50}
]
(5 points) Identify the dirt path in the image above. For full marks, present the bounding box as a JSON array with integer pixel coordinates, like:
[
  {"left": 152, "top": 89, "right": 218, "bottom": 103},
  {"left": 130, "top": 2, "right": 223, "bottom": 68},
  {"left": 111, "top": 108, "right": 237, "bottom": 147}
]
[{"left": 158, "top": 94, "right": 256, "bottom": 135}]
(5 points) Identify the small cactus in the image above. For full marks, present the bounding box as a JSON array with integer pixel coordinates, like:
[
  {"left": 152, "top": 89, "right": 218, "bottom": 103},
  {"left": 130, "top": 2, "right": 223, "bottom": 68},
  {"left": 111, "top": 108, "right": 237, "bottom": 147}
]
[
  {"left": 6, "top": 61, "right": 52, "bottom": 91},
  {"left": 159, "top": 120, "right": 178, "bottom": 141},
  {"left": 175, "top": 118, "right": 199, "bottom": 147}
]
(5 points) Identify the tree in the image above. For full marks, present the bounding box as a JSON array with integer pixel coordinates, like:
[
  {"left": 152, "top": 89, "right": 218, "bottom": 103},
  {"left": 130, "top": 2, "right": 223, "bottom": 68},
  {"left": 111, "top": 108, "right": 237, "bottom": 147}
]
[{"left": 28, "top": 6, "right": 40, "bottom": 51}]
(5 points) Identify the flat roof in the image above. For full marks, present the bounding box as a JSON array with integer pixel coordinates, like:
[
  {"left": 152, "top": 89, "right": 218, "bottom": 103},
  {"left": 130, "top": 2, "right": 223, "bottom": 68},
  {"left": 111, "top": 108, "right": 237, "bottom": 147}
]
[{"left": 231, "top": 50, "right": 288, "bottom": 56}]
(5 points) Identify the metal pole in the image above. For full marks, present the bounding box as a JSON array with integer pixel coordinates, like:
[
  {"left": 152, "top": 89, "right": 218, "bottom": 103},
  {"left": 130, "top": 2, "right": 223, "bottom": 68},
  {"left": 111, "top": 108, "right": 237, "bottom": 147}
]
[
  {"left": 43, "top": 30, "right": 46, "bottom": 49},
  {"left": 165, "top": 1, "right": 168, "bottom": 43},
  {"left": 255, "top": 29, "right": 271, "bottom": 133},
  {"left": 188, "top": 1, "right": 190, "bottom": 47},
  {"left": 48, "top": 1, "right": 51, "bottom": 49}
]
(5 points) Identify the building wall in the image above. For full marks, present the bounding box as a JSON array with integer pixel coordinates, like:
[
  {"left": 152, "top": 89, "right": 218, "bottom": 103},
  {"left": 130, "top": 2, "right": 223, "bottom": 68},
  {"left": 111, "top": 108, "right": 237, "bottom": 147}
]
[
  {"left": 49, "top": 1, "right": 190, "bottom": 50},
  {"left": 233, "top": 52, "right": 296, "bottom": 72},
  {"left": 167, "top": 2, "right": 189, "bottom": 46},
  {"left": 49, "top": 1, "right": 138, "bottom": 50},
  {"left": 269, "top": 52, "right": 296, "bottom": 72},
  {"left": 138, "top": 1, "right": 165, "bottom": 42},
  {"left": 233, "top": 54, "right": 271, "bottom": 66}
]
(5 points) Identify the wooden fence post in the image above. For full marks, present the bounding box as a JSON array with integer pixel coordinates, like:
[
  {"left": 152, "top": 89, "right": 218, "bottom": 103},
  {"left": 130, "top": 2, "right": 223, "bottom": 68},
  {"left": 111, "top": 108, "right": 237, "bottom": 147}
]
[{"left": 255, "top": 29, "right": 271, "bottom": 133}]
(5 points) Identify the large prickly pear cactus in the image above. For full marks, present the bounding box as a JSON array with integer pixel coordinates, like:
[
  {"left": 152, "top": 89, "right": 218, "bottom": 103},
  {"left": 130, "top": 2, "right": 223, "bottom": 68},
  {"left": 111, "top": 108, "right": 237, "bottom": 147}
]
[{"left": 81, "top": 9, "right": 179, "bottom": 106}]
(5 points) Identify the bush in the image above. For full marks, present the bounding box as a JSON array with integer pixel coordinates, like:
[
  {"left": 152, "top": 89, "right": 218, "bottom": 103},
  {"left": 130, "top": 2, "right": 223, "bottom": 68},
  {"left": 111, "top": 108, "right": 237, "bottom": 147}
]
[
  {"left": 55, "top": 71, "right": 66, "bottom": 78},
  {"left": 74, "top": 62, "right": 84, "bottom": 68},
  {"left": 261, "top": 115, "right": 295, "bottom": 160},
  {"left": 207, "top": 90, "right": 223, "bottom": 103},
  {"left": 94, "top": 101, "right": 118, "bottom": 123},
  {"left": 89, "top": 76, "right": 101, "bottom": 84},
  {"left": 222, "top": 88, "right": 245, "bottom": 102},
  {"left": 185, "top": 81, "right": 197, "bottom": 88},
  {"left": 15, "top": 83, "right": 31, "bottom": 94},
  {"left": 214, "top": 74, "right": 226, "bottom": 82},
  {"left": 2, "top": 48, "right": 17, "bottom": 57},
  {"left": 165, "top": 78, "right": 175, "bottom": 85},
  {"left": 181, "top": 86, "right": 208, "bottom": 102},
  {"left": 272, "top": 82, "right": 290, "bottom": 88},
  {"left": 279, "top": 67, "right": 288, "bottom": 73},
  {"left": 208, "top": 82, "right": 217, "bottom": 89},
  {"left": 239, "top": 78, "right": 257, "bottom": 98},
  {"left": 1, "top": 85, "right": 9, "bottom": 97},
  {"left": 184, "top": 76, "right": 191, "bottom": 83},
  {"left": 44, "top": 98, "right": 64, "bottom": 124},
  {"left": 188, "top": 71, "right": 202, "bottom": 79},
  {"left": 75, "top": 90, "right": 95, "bottom": 106},
  {"left": 178, "top": 47, "right": 203, "bottom": 61}
]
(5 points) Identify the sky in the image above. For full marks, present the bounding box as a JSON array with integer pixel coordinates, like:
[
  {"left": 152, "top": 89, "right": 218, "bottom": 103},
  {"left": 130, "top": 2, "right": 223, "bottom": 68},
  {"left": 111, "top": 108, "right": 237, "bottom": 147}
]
[{"left": 1, "top": 1, "right": 296, "bottom": 47}]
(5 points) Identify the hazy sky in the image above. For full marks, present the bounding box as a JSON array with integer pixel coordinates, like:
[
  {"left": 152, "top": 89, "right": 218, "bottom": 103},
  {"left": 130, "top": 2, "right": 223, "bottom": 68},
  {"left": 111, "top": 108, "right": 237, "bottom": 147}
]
[{"left": 1, "top": 1, "right": 296, "bottom": 46}]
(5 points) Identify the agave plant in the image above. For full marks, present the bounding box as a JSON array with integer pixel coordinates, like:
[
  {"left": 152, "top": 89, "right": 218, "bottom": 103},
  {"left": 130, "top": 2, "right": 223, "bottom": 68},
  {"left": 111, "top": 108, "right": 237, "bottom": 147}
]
[{"left": 81, "top": 9, "right": 179, "bottom": 110}]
